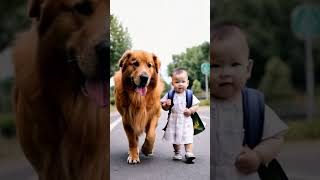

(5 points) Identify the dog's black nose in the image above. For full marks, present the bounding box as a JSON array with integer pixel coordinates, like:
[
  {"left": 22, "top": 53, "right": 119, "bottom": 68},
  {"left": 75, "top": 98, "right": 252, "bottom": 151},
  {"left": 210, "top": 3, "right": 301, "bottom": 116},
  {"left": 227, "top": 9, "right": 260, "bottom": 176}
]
[
  {"left": 139, "top": 73, "right": 149, "bottom": 87},
  {"left": 96, "top": 41, "right": 109, "bottom": 80}
]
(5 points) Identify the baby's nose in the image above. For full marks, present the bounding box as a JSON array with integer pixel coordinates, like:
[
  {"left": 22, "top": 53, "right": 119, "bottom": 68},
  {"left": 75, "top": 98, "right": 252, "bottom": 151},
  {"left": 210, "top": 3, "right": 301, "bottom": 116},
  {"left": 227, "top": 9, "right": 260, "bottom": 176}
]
[{"left": 220, "top": 66, "right": 233, "bottom": 76}]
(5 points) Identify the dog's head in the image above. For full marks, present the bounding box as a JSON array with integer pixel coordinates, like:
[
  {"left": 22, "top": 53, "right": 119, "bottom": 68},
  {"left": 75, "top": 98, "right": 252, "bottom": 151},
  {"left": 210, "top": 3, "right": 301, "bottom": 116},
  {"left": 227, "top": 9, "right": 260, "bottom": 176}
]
[
  {"left": 28, "top": 0, "right": 109, "bottom": 80},
  {"left": 118, "top": 50, "right": 161, "bottom": 96},
  {"left": 28, "top": 0, "right": 109, "bottom": 106}
]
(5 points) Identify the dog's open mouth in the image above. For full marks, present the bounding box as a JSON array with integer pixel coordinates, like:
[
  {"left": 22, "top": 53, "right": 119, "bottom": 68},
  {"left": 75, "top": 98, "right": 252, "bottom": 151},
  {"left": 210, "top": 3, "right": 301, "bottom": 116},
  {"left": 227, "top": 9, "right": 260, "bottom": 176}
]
[
  {"left": 84, "top": 80, "right": 108, "bottom": 107},
  {"left": 135, "top": 86, "right": 147, "bottom": 96}
]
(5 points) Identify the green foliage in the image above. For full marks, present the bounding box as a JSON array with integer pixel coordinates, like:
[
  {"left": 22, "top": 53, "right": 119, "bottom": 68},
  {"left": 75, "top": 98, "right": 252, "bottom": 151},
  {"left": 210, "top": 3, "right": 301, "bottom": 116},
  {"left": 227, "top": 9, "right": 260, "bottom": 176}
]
[
  {"left": 0, "top": 78, "right": 14, "bottom": 113},
  {"left": 213, "top": 0, "right": 320, "bottom": 90},
  {"left": 0, "top": 114, "right": 15, "bottom": 138},
  {"left": 110, "top": 15, "right": 132, "bottom": 77},
  {"left": 199, "top": 99, "right": 210, "bottom": 106},
  {"left": 0, "top": 0, "right": 30, "bottom": 51},
  {"left": 259, "top": 57, "right": 296, "bottom": 102},
  {"left": 110, "top": 86, "right": 115, "bottom": 105},
  {"left": 192, "top": 79, "right": 202, "bottom": 96},
  {"left": 167, "top": 42, "right": 209, "bottom": 90},
  {"left": 161, "top": 79, "right": 171, "bottom": 97}
]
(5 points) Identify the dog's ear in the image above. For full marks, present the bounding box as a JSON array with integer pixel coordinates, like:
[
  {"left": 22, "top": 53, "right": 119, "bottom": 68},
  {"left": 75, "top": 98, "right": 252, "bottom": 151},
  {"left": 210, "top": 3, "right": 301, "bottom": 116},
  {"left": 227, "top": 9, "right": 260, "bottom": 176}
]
[
  {"left": 152, "top": 54, "right": 161, "bottom": 73},
  {"left": 28, "top": 0, "right": 42, "bottom": 19},
  {"left": 119, "top": 50, "right": 132, "bottom": 68}
]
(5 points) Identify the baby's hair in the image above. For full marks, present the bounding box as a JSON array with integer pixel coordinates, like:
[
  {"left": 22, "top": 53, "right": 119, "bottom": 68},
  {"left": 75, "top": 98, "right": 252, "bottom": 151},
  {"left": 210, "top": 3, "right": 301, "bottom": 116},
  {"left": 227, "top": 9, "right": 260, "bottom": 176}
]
[
  {"left": 211, "top": 21, "right": 246, "bottom": 41},
  {"left": 172, "top": 68, "right": 188, "bottom": 78},
  {"left": 211, "top": 21, "right": 249, "bottom": 59}
]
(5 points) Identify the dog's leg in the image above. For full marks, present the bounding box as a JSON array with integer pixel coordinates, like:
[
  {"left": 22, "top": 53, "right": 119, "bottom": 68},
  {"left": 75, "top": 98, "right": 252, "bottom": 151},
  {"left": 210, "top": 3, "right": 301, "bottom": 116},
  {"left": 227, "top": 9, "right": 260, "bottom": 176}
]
[
  {"left": 141, "top": 117, "right": 158, "bottom": 156},
  {"left": 123, "top": 124, "right": 140, "bottom": 164}
]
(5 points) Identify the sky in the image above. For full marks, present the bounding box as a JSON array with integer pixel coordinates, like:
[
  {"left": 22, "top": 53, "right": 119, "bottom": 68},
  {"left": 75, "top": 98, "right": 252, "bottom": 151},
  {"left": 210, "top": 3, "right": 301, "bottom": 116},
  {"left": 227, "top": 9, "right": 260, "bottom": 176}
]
[{"left": 110, "top": 0, "right": 210, "bottom": 84}]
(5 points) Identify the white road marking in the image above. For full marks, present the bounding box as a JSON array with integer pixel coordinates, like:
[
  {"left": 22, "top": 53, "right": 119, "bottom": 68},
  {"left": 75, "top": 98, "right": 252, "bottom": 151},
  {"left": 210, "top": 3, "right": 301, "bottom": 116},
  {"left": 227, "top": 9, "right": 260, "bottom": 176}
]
[{"left": 110, "top": 117, "right": 122, "bottom": 131}]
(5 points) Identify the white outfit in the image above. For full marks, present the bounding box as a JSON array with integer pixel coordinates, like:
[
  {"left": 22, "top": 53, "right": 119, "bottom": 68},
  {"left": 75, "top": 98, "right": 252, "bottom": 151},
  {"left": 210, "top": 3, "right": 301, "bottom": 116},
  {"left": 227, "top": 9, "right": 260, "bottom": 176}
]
[
  {"left": 161, "top": 90, "right": 200, "bottom": 144},
  {"left": 212, "top": 95, "right": 288, "bottom": 180}
]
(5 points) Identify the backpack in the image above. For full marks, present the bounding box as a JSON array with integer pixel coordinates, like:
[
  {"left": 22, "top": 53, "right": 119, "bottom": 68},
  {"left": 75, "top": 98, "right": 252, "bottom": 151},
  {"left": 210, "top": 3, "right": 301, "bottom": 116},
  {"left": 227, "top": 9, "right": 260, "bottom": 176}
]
[
  {"left": 162, "top": 89, "right": 205, "bottom": 135},
  {"left": 242, "top": 88, "right": 288, "bottom": 180}
]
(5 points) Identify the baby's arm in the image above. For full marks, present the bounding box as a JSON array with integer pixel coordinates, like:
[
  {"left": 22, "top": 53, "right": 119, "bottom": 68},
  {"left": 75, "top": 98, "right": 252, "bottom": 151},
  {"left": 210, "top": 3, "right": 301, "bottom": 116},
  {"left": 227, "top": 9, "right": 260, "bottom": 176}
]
[
  {"left": 184, "top": 104, "right": 199, "bottom": 117},
  {"left": 253, "top": 132, "right": 285, "bottom": 164},
  {"left": 235, "top": 129, "right": 285, "bottom": 174},
  {"left": 161, "top": 99, "right": 172, "bottom": 111}
]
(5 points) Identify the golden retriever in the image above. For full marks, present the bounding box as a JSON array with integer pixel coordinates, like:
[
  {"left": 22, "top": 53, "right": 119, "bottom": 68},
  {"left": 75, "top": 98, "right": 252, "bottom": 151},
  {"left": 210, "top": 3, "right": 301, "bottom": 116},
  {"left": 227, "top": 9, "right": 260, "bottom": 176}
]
[
  {"left": 12, "top": 0, "right": 109, "bottom": 179},
  {"left": 114, "top": 50, "right": 164, "bottom": 164}
]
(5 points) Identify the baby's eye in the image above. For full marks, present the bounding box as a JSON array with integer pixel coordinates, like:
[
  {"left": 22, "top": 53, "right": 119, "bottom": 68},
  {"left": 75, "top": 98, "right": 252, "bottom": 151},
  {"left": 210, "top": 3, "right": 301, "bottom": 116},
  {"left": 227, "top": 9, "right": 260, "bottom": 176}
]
[{"left": 232, "top": 62, "right": 241, "bottom": 67}]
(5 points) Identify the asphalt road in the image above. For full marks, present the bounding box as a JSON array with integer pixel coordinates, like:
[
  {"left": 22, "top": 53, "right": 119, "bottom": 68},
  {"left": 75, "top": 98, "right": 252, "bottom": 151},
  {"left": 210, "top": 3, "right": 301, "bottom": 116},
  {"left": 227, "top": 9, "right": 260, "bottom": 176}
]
[
  {"left": 110, "top": 107, "right": 211, "bottom": 180},
  {"left": 1, "top": 106, "right": 320, "bottom": 180}
]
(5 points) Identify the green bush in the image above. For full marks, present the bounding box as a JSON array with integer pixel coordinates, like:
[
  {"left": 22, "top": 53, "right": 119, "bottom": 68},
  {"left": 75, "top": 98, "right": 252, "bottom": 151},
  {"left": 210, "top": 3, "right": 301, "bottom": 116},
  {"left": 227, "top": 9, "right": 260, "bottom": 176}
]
[
  {"left": 259, "top": 57, "right": 296, "bottom": 103},
  {"left": 110, "top": 96, "right": 115, "bottom": 105},
  {"left": 199, "top": 99, "right": 210, "bottom": 106},
  {"left": 0, "top": 114, "right": 16, "bottom": 138},
  {"left": 192, "top": 79, "right": 202, "bottom": 95}
]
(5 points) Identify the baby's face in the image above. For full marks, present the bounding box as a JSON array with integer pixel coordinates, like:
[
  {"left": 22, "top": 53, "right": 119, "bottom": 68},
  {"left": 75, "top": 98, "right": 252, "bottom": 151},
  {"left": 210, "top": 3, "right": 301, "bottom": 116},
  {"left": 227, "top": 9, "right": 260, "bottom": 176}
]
[
  {"left": 211, "top": 41, "right": 252, "bottom": 100},
  {"left": 171, "top": 72, "right": 189, "bottom": 94}
]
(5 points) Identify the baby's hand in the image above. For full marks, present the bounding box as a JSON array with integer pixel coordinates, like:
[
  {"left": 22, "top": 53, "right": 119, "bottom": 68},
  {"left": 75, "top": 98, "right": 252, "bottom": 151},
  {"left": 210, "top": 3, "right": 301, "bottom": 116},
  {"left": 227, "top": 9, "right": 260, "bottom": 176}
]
[
  {"left": 161, "top": 99, "right": 172, "bottom": 110},
  {"left": 183, "top": 108, "right": 192, "bottom": 117},
  {"left": 235, "top": 145, "right": 262, "bottom": 175}
]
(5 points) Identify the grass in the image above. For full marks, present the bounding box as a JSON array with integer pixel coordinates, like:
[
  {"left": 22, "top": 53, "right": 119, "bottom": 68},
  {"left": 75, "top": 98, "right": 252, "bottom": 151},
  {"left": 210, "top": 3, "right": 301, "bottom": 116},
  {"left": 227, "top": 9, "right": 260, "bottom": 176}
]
[
  {"left": 0, "top": 113, "right": 16, "bottom": 138},
  {"left": 285, "top": 119, "right": 320, "bottom": 141}
]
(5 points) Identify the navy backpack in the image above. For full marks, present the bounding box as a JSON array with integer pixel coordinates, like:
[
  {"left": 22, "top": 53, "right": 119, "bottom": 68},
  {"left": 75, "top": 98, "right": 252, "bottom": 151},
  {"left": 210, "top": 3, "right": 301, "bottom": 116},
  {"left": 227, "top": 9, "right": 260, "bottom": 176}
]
[
  {"left": 163, "top": 89, "right": 205, "bottom": 135},
  {"left": 242, "top": 88, "right": 288, "bottom": 180}
]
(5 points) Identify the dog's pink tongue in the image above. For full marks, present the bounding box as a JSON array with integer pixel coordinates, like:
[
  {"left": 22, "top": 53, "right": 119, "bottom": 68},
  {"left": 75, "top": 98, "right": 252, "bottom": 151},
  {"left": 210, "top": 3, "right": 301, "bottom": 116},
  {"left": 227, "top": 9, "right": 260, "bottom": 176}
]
[
  {"left": 85, "top": 80, "right": 108, "bottom": 107},
  {"left": 135, "top": 87, "right": 147, "bottom": 96}
]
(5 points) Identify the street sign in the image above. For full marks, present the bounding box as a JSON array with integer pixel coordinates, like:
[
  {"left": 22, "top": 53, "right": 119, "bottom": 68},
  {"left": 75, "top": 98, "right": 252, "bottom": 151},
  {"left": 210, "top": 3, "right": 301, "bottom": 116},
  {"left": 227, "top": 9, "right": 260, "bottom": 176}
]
[
  {"left": 201, "top": 63, "right": 210, "bottom": 76},
  {"left": 291, "top": 4, "right": 319, "bottom": 120},
  {"left": 291, "top": 4, "right": 320, "bottom": 39}
]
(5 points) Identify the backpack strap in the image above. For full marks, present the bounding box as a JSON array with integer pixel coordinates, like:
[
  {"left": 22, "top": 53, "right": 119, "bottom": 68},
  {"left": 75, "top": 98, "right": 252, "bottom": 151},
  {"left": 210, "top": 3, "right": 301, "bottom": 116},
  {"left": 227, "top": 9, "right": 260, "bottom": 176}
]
[
  {"left": 163, "top": 89, "right": 193, "bottom": 131},
  {"left": 167, "top": 89, "right": 175, "bottom": 112},
  {"left": 186, "top": 89, "right": 193, "bottom": 108},
  {"left": 242, "top": 88, "right": 265, "bottom": 149}
]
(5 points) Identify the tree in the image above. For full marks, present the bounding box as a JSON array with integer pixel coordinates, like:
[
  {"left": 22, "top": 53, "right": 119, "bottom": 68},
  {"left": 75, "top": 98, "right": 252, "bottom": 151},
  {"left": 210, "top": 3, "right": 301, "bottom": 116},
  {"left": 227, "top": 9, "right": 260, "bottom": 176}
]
[
  {"left": 167, "top": 42, "right": 209, "bottom": 90},
  {"left": 192, "top": 79, "right": 202, "bottom": 96},
  {"left": 259, "top": 56, "right": 295, "bottom": 102},
  {"left": 213, "top": 0, "right": 320, "bottom": 90},
  {"left": 0, "top": 1, "right": 30, "bottom": 52},
  {"left": 110, "top": 15, "right": 132, "bottom": 77}
]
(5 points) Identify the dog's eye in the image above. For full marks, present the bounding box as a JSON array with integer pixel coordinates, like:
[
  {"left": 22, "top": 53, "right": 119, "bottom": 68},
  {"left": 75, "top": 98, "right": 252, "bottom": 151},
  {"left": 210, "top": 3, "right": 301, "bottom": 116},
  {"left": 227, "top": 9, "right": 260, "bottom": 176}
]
[
  {"left": 133, "top": 62, "right": 139, "bottom": 67},
  {"left": 73, "top": 1, "right": 93, "bottom": 16},
  {"left": 148, "top": 63, "right": 152, "bottom": 68}
]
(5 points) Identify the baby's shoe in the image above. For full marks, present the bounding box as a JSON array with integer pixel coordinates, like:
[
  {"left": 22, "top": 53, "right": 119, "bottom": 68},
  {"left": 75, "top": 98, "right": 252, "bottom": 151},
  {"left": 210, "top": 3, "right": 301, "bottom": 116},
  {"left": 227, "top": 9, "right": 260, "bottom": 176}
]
[
  {"left": 185, "top": 152, "right": 196, "bottom": 163},
  {"left": 172, "top": 151, "right": 182, "bottom": 160}
]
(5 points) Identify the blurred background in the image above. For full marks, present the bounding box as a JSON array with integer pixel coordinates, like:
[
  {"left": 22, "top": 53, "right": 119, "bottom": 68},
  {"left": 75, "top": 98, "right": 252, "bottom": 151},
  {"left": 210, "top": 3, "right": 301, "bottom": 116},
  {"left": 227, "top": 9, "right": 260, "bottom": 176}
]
[
  {"left": 0, "top": 1, "right": 36, "bottom": 180},
  {"left": 213, "top": 0, "right": 320, "bottom": 180}
]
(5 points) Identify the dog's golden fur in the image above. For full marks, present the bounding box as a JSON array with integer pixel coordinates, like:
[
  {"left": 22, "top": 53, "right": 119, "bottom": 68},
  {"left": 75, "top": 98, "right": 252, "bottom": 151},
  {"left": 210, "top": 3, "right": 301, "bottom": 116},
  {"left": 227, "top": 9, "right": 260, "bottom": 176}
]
[
  {"left": 13, "top": 0, "right": 109, "bottom": 179},
  {"left": 114, "top": 50, "right": 164, "bottom": 164}
]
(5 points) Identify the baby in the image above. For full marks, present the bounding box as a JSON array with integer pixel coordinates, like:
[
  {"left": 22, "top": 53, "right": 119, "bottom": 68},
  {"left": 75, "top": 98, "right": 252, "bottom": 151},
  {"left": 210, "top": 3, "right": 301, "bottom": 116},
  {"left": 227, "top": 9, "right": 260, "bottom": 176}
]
[{"left": 211, "top": 22, "right": 288, "bottom": 180}]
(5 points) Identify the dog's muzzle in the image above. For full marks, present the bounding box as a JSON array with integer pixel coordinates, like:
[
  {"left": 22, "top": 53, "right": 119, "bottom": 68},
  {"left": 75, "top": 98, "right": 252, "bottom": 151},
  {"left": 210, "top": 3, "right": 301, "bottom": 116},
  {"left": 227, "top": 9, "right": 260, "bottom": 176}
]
[{"left": 139, "top": 72, "right": 149, "bottom": 87}]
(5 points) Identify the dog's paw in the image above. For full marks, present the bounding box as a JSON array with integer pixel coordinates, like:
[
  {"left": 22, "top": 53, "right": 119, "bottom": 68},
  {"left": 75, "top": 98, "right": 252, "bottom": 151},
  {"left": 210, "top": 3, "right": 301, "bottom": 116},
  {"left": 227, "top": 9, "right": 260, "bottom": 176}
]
[
  {"left": 141, "top": 148, "right": 153, "bottom": 156},
  {"left": 127, "top": 155, "right": 140, "bottom": 164}
]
